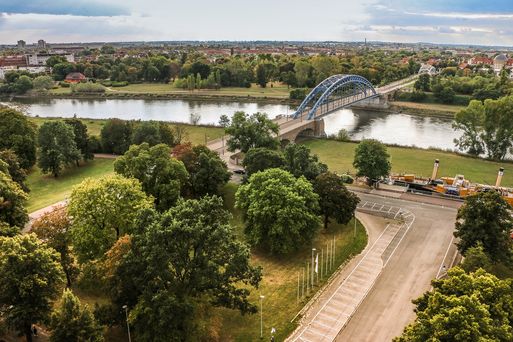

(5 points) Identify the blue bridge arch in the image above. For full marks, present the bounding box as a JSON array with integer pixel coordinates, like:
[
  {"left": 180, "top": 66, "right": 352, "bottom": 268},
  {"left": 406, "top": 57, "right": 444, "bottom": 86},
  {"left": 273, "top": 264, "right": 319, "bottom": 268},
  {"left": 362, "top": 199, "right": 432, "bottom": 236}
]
[{"left": 293, "top": 74, "right": 378, "bottom": 120}]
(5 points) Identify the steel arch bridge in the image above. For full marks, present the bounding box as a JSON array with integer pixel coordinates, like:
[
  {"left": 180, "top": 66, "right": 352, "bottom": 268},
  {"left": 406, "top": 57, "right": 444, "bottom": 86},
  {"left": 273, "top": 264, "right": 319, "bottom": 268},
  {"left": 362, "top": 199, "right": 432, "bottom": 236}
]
[{"left": 293, "top": 74, "right": 378, "bottom": 120}]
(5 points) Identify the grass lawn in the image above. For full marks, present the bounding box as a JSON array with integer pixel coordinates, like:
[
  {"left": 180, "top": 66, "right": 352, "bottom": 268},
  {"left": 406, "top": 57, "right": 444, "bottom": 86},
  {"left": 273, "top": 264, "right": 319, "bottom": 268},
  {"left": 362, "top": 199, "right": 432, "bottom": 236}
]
[
  {"left": 390, "top": 101, "right": 465, "bottom": 113},
  {"left": 26, "top": 158, "right": 115, "bottom": 212},
  {"left": 50, "top": 82, "right": 293, "bottom": 99},
  {"left": 28, "top": 116, "right": 224, "bottom": 145},
  {"left": 217, "top": 183, "right": 368, "bottom": 341},
  {"left": 303, "top": 139, "right": 513, "bottom": 187}
]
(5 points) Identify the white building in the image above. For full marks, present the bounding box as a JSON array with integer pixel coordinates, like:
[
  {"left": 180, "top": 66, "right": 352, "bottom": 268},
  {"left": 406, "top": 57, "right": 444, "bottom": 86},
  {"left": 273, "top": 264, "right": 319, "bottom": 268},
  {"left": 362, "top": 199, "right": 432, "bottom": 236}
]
[{"left": 26, "top": 52, "right": 74, "bottom": 66}]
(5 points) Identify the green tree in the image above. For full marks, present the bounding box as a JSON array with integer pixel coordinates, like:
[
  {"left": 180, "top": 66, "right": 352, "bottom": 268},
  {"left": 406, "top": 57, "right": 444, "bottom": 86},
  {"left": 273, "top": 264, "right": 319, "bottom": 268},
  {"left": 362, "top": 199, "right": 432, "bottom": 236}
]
[
  {"left": 460, "top": 243, "right": 492, "bottom": 274},
  {"left": 114, "top": 143, "right": 189, "bottom": 211},
  {"left": 225, "top": 111, "right": 279, "bottom": 153},
  {"left": 395, "top": 268, "right": 513, "bottom": 342},
  {"left": 68, "top": 175, "right": 153, "bottom": 262},
  {"left": 294, "top": 60, "right": 312, "bottom": 87},
  {"left": 353, "top": 139, "right": 391, "bottom": 184},
  {"left": 37, "top": 121, "right": 81, "bottom": 177},
  {"left": 0, "top": 169, "right": 28, "bottom": 229},
  {"left": 218, "top": 114, "right": 230, "bottom": 128},
  {"left": 32, "top": 207, "right": 78, "bottom": 287},
  {"left": 14, "top": 75, "right": 33, "bottom": 94},
  {"left": 236, "top": 168, "right": 320, "bottom": 254},
  {"left": 242, "top": 147, "right": 285, "bottom": 177},
  {"left": 32, "top": 75, "right": 54, "bottom": 91},
  {"left": 50, "top": 289, "right": 104, "bottom": 342},
  {"left": 100, "top": 119, "right": 133, "bottom": 155},
  {"left": 314, "top": 172, "right": 360, "bottom": 229},
  {"left": 433, "top": 84, "right": 455, "bottom": 104},
  {"left": 0, "top": 108, "right": 37, "bottom": 169},
  {"left": 283, "top": 143, "right": 328, "bottom": 180},
  {"left": 132, "top": 121, "right": 162, "bottom": 146},
  {"left": 0, "top": 149, "right": 29, "bottom": 192},
  {"left": 481, "top": 96, "right": 513, "bottom": 160},
  {"left": 119, "top": 196, "right": 262, "bottom": 341},
  {"left": 0, "top": 234, "right": 64, "bottom": 342},
  {"left": 454, "top": 191, "right": 513, "bottom": 263},
  {"left": 45, "top": 56, "right": 67, "bottom": 68},
  {"left": 64, "top": 118, "right": 94, "bottom": 164},
  {"left": 413, "top": 74, "right": 430, "bottom": 91},
  {"left": 453, "top": 100, "right": 485, "bottom": 156}
]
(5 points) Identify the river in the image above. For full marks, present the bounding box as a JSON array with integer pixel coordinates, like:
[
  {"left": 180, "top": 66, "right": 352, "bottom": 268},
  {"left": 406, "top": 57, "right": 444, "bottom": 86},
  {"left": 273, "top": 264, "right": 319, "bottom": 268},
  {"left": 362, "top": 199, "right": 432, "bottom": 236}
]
[{"left": 9, "top": 97, "right": 460, "bottom": 151}]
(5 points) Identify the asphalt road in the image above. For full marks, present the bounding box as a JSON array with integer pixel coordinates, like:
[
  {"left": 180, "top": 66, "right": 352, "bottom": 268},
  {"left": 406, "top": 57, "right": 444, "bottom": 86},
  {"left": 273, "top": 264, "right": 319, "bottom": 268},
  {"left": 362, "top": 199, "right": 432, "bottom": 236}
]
[
  {"left": 288, "top": 192, "right": 459, "bottom": 342},
  {"left": 335, "top": 193, "right": 458, "bottom": 341}
]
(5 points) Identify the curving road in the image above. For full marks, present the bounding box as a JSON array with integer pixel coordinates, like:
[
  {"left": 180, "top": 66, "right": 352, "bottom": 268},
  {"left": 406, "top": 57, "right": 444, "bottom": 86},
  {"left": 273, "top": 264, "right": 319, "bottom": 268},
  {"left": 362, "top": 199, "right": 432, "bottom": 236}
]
[{"left": 289, "top": 191, "right": 459, "bottom": 342}]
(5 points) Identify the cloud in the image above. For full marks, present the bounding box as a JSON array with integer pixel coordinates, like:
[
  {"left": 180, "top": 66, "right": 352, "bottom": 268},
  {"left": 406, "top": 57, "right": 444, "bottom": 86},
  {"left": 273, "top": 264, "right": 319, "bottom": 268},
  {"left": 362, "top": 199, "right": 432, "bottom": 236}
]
[{"left": 0, "top": 0, "right": 128, "bottom": 16}]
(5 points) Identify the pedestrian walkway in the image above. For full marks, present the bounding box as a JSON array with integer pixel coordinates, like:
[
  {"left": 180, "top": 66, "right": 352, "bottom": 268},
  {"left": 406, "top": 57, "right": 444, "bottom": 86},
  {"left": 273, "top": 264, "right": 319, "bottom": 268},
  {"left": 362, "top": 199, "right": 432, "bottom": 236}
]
[{"left": 291, "top": 203, "right": 415, "bottom": 342}]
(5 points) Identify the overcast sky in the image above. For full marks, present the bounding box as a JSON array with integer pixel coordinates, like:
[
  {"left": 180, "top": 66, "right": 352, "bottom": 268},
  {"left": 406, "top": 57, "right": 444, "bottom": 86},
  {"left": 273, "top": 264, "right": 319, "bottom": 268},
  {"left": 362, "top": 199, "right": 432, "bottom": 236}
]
[{"left": 1, "top": 0, "right": 513, "bottom": 45}]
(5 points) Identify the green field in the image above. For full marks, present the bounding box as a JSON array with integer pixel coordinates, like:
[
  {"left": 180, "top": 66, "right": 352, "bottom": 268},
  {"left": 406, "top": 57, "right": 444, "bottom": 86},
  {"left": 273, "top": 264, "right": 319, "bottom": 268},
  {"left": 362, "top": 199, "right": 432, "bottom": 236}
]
[
  {"left": 303, "top": 139, "right": 513, "bottom": 187},
  {"left": 50, "top": 82, "right": 293, "bottom": 99},
  {"left": 28, "top": 117, "right": 225, "bottom": 144},
  {"left": 26, "top": 158, "right": 115, "bottom": 212},
  {"left": 216, "top": 183, "right": 368, "bottom": 341}
]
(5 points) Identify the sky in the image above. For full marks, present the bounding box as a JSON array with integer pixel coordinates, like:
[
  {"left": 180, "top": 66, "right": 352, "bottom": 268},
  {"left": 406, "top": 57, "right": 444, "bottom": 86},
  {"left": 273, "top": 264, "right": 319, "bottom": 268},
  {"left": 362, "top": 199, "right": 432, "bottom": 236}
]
[{"left": 1, "top": 0, "right": 513, "bottom": 46}]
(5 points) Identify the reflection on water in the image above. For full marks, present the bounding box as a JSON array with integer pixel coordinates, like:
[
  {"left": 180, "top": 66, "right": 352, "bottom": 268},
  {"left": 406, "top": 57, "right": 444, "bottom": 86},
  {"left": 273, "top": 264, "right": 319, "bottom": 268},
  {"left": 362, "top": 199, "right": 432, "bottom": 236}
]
[
  {"left": 323, "top": 109, "right": 459, "bottom": 150},
  {"left": 12, "top": 98, "right": 461, "bottom": 151}
]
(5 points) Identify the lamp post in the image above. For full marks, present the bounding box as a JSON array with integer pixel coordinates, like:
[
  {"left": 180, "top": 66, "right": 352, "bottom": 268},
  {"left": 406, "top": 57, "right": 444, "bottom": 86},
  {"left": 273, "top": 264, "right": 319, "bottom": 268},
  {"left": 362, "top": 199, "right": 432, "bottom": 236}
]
[
  {"left": 259, "top": 295, "right": 265, "bottom": 339},
  {"left": 122, "top": 305, "right": 131, "bottom": 342},
  {"left": 311, "top": 248, "right": 316, "bottom": 287}
]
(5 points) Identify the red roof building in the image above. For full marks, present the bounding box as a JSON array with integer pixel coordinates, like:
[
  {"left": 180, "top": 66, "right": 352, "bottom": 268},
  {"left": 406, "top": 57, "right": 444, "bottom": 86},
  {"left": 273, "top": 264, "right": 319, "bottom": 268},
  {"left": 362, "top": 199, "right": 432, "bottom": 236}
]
[
  {"left": 0, "top": 55, "right": 27, "bottom": 68},
  {"left": 468, "top": 57, "right": 493, "bottom": 66},
  {"left": 64, "top": 72, "right": 86, "bottom": 83}
]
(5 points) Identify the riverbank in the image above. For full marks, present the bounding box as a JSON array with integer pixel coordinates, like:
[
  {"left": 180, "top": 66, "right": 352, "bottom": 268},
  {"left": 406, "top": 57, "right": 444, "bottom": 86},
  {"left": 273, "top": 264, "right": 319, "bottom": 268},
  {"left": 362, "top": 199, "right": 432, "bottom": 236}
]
[
  {"left": 304, "top": 139, "right": 513, "bottom": 187},
  {"left": 351, "top": 100, "right": 462, "bottom": 118}
]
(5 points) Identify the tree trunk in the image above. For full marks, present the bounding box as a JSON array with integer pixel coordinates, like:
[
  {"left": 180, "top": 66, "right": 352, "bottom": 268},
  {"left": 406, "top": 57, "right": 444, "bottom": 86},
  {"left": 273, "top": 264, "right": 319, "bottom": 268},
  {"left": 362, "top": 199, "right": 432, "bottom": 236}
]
[
  {"left": 324, "top": 215, "right": 329, "bottom": 229},
  {"left": 115, "top": 227, "right": 120, "bottom": 239},
  {"left": 24, "top": 324, "right": 33, "bottom": 342},
  {"left": 65, "top": 269, "right": 72, "bottom": 288}
]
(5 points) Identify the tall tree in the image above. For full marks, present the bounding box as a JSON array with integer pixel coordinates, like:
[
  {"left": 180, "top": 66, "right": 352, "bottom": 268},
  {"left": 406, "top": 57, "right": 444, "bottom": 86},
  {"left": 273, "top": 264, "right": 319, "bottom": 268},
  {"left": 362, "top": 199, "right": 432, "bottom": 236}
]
[
  {"left": 37, "top": 121, "right": 81, "bottom": 177},
  {"left": 50, "top": 289, "right": 104, "bottom": 342},
  {"left": 0, "top": 234, "right": 64, "bottom": 342},
  {"left": 353, "top": 139, "right": 391, "bottom": 184},
  {"left": 283, "top": 143, "right": 328, "bottom": 180},
  {"left": 118, "top": 196, "right": 262, "bottom": 341},
  {"left": 0, "top": 149, "right": 28, "bottom": 192},
  {"left": 68, "top": 175, "right": 153, "bottom": 262},
  {"left": 481, "top": 96, "right": 513, "bottom": 160},
  {"left": 0, "top": 169, "right": 28, "bottom": 229},
  {"left": 314, "top": 172, "right": 360, "bottom": 229},
  {"left": 395, "top": 268, "right": 513, "bottom": 342},
  {"left": 236, "top": 168, "right": 320, "bottom": 254},
  {"left": 454, "top": 191, "right": 513, "bottom": 263},
  {"left": 453, "top": 100, "right": 485, "bottom": 156},
  {"left": 242, "top": 147, "right": 286, "bottom": 177},
  {"left": 100, "top": 119, "right": 132, "bottom": 155},
  {"left": 64, "top": 118, "right": 94, "bottom": 164},
  {"left": 0, "top": 108, "right": 37, "bottom": 169},
  {"left": 32, "top": 206, "right": 78, "bottom": 287},
  {"left": 114, "top": 143, "right": 189, "bottom": 211},
  {"left": 225, "top": 112, "right": 279, "bottom": 153}
]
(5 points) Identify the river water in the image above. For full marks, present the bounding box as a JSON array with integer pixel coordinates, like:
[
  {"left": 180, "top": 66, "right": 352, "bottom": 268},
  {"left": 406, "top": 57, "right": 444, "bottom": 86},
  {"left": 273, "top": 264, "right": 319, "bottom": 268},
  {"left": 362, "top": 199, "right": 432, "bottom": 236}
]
[{"left": 9, "top": 97, "right": 460, "bottom": 151}]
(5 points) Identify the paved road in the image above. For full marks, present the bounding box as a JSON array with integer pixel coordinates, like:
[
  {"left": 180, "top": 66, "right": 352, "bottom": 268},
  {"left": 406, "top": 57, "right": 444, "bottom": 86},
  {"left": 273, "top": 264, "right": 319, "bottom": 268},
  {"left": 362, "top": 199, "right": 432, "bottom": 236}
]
[{"left": 289, "top": 192, "right": 458, "bottom": 342}]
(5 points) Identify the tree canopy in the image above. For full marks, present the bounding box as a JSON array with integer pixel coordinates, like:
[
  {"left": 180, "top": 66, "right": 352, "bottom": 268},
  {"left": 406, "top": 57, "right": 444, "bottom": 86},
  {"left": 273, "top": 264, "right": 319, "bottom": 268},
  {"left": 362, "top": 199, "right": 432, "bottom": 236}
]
[
  {"left": 0, "top": 108, "right": 37, "bottom": 169},
  {"left": 68, "top": 175, "right": 153, "bottom": 262},
  {"left": 117, "top": 196, "right": 262, "bottom": 341},
  {"left": 353, "top": 139, "right": 391, "bottom": 183},
  {"left": 100, "top": 119, "right": 133, "bottom": 155},
  {"left": 37, "top": 121, "right": 82, "bottom": 177},
  {"left": 225, "top": 112, "right": 279, "bottom": 153},
  {"left": 114, "top": 143, "right": 189, "bottom": 211},
  {"left": 395, "top": 267, "right": 513, "bottom": 342},
  {"left": 314, "top": 172, "right": 360, "bottom": 229},
  {"left": 50, "top": 289, "right": 104, "bottom": 342},
  {"left": 0, "top": 149, "right": 29, "bottom": 192},
  {"left": 242, "top": 147, "right": 286, "bottom": 177},
  {"left": 283, "top": 143, "right": 328, "bottom": 180},
  {"left": 0, "top": 234, "right": 64, "bottom": 342},
  {"left": 0, "top": 168, "right": 28, "bottom": 229},
  {"left": 454, "top": 191, "right": 513, "bottom": 263},
  {"left": 236, "top": 168, "right": 320, "bottom": 254},
  {"left": 64, "top": 118, "right": 94, "bottom": 164}
]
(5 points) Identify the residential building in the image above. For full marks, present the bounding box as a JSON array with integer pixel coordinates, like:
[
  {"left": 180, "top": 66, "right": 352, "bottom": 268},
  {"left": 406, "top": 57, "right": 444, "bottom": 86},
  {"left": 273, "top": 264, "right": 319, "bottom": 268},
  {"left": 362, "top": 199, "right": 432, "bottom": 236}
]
[
  {"left": 17, "top": 40, "right": 26, "bottom": 49},
  {"left": 38, "top": 39, "right": 47, "bottom": 49},
  {"left": 26, "top": 52, "right": 74, "bottom": 66}
]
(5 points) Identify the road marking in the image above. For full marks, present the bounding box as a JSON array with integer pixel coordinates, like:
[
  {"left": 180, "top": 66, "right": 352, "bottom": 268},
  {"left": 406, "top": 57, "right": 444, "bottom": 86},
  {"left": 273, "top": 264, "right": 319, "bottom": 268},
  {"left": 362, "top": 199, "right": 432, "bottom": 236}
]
[{"left": 435, "top": 235, "right": 455, "bottom": 280}]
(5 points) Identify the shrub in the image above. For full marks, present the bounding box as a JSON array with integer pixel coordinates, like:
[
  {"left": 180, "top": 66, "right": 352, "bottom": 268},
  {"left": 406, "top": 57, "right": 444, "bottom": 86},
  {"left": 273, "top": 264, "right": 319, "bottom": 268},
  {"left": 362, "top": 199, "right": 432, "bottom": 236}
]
[
  {"left": 71, "top": 82, "right": 106, "bottom": 93},
  {"left": 290, "top": 88, "right": 309, "bottom": 100},
  {"left": 111, "top": 81, "right": 128, "bottom": 87}
]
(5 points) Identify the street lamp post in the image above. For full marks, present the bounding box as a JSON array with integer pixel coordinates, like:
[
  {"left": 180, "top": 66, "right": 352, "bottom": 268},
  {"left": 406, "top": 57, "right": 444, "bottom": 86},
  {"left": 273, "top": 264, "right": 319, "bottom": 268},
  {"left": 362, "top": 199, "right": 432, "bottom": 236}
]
[
  {"left": 259, "top": 295, "right": 265, "bottom": 339},
  {"left": 311, "top": 248, "right": 316, "bottom": 287},
  {"left": 122, "top": 305, "right": 131, "bottom": 342}
]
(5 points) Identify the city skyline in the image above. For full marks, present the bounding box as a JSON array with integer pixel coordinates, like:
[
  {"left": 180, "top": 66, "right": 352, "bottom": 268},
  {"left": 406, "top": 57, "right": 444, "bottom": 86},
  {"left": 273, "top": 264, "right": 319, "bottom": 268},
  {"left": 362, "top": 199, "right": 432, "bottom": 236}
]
[{"left": 1, "top": 0, "right": 513, "bottom": 46}]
